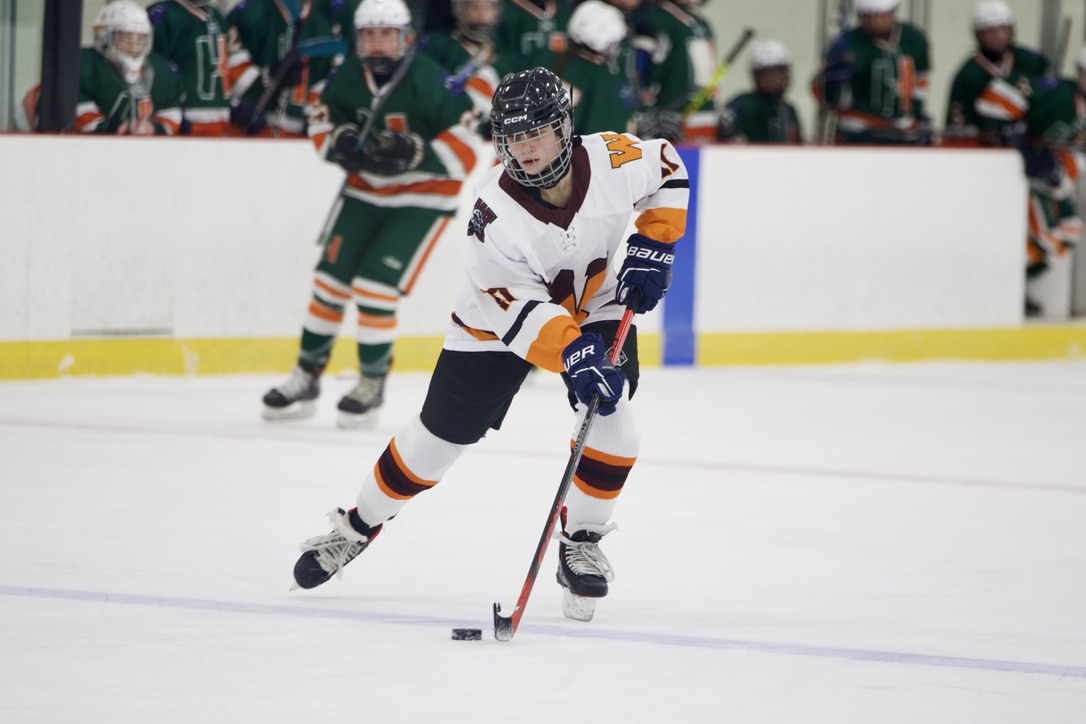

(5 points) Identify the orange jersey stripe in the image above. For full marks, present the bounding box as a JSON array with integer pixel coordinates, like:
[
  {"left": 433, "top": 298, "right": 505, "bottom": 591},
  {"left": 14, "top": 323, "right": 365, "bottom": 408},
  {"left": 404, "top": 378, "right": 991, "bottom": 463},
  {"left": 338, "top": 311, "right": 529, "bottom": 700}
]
[
  {"left": 466, "top": 76, "right": 495, "bottom": 99},
  {"left": 308, "top": 300, "right": 345, "bottom": 323},
  {"left": 154, "top": 116, "right": 181, "bottom": 135},
  {"left": 402, "top": 217, "right": 450, "bottom": 294},
  {"left": 525, "top": 315, "right": 583, "bottom": 373},
  {"left": 435, "top": 128, "right": 478, "bottom": 174},
  {"left": 186, "top": 121, "right": 238, "bottom": 137},
  {"left": 977, "top": 87, "right": 1026, "bottom": 121},
  {"left": 346, "top": 176, "right": 462, "bottom": 197},
  {"left": 316, "top": 277, "right": 351, "bottom": 301},
  {"left": 451, "top": 314, "right": 500, "bottom": 341},
  {"left": 635, "top": 207, "right": 686, "bottom": 243},
  {"left": 350, "top": 285, "right": 399, "bottom": 303},
  {"left": 356, "top": 311, "right": 396, "bottom": 329},
  {"left": 75, "top": 111, "right": 105, "bottom": 132}
]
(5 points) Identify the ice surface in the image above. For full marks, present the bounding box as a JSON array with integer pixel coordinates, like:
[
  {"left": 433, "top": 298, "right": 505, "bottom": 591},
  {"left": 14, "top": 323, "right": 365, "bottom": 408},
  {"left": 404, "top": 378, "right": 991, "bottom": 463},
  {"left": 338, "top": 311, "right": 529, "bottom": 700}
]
[{"left": 2, "top": 361, "right": 1085, "bottom": 722}]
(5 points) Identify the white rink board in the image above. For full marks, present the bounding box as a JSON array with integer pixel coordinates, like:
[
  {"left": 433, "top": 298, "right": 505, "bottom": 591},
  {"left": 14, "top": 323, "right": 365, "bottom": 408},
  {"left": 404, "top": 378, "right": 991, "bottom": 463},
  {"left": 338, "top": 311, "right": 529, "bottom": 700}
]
[
  {"left": 696, "top": 146, "right": 1028, "bottom": 332},
  {"left": 0, "top": 136, "right": 1027, "bottom": 342}
]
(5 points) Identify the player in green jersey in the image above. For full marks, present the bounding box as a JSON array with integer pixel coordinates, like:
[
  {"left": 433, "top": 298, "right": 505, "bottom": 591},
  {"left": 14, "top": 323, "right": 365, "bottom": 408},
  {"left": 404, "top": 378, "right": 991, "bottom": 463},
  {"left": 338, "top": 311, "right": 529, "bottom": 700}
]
[
  {"left": 642, "top": 0, "right": 716, "bottom": 142},
  {"left": 148, "top": 0, "right": 233, "bottom": 136},
  {"left": 554, "top": 0, "right": 633, "bottom": 136},
  {"left": 227, "top": 0, "right": 340, "bottom": 137},
  {"left": 1018, "top": 50, "right": 1086, "bottom": 316},
  {"left": 717, "top": 39, "right": 802, "bottom": 144},
  {"left": 71, "top": 0, "right": 184, "bottom": 135},
  {"left": 944, "top": 0, "right": 1048, "bottom": 148},
  {"left": 814, "top": 0, "right": 931, "bottom": 145},
  {"left": 262, "top": 0, "right": 482, "bottom": 428},
  {"left": 493, "top": 0, "right": 571, "bottom": 74},
  {"left": 420, "top": 0, "right": 509, "bottom": 120}
]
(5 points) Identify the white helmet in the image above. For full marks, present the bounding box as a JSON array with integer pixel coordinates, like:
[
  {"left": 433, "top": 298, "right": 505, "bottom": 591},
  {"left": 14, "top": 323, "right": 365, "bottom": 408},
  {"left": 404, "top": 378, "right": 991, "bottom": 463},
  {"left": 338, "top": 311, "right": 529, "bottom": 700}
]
[
  {"left": 749, "top": 39, "right": 791, "bottom": 71},
  {"left": 92, "top": 4, "right": 111, "bottom": 44},
  {"left": 354, "top": 0, "right": 412, "bottom": 30},
  {"left": 972, "top": 1, "right": 1014, "bottom": 31},
  {"left": 567, "top": 0, "right": 627, "bottom": 58},
  {"left": 96, "top": 0, "right": 152, "bottom": 84},
  {"left": 354, "top": 0, "right": 413, "bottom": 74},
  {"left": 855, "top": 0, "right": 899, "bottom": 14}
]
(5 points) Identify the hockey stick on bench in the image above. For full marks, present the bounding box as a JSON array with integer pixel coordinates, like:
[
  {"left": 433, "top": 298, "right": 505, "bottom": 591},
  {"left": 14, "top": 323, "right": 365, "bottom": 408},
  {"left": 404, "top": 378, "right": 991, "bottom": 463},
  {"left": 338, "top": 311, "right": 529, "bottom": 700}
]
[{"left": 493, "top": 294, "right": 639, "bottom": 642}]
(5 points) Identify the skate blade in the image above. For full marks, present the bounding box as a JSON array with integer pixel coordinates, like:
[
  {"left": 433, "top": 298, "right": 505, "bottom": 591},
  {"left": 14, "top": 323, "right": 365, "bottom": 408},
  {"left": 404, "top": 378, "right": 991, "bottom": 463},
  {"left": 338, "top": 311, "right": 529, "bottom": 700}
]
[
  {"left": 336, "top": 410, "right": 379, "bottom": 430},
  {"left": 561, "top": 589, "right": 598, "bottom": 622},
  {"left": 261, "top": 400, "right": 317, "bottom": 422}
]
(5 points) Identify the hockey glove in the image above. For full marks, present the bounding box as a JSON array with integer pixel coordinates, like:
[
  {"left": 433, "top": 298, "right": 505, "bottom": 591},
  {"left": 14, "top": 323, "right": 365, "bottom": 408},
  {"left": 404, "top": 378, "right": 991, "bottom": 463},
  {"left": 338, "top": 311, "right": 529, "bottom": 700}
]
[
  {"left": 230, "top": 99, "right": 268, "bottom": 135},
  {"left": 360, "top": 130, "right": 425, "bottom": 175},
  {"left": 563, "top": 332, "right": 625, "bottom": 416},
  {"left": 821, "top": 40, "right": 852, "bottom": 108},
  {"left": 331, "top": 123, "right": 367, "bottom": 174},
  {"left": 617, "top": 234, "right": 674, "bottom": 314},
  {"left": 633, "top": 109, "right": 684, "bottom": 143},
  {"left": 1024, "top": 148, "right": 1062, "bottom": 186}
]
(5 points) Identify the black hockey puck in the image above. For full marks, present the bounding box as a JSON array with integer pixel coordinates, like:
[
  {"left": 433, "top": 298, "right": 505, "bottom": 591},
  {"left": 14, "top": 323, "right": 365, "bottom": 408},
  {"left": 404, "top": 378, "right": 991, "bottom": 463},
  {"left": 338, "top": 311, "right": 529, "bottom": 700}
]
[{"left": 451, "top": 628, "right": 483, "bottom": 641}]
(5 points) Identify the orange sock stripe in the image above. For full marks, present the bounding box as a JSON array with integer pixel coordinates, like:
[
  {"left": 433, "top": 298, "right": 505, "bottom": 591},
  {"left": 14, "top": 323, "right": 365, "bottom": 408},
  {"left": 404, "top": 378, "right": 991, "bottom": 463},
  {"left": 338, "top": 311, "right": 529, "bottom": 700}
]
[
  {"left": 373, "top": 439, "right": 438, "bottom": 500},
  {"left": 570, "top": 445, "right": 636, "bottom": 499},
  {"left": 308, "top": 300, "right": 344, "bottom": 323}
]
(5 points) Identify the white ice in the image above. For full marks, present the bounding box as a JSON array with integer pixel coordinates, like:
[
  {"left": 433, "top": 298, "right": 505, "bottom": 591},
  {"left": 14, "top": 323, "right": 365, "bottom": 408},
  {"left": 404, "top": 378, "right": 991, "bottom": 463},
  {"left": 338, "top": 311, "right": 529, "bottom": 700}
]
[{"left": 2, "top": 361, "right": 1085, "bottom": 723}]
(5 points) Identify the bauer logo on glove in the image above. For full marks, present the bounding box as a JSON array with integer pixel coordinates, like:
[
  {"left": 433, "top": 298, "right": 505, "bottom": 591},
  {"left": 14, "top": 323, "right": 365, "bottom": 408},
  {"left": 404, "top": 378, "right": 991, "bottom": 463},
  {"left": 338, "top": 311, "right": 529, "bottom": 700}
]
[{"left": 616, "top": 233, "right": 675, "bottom": 314}]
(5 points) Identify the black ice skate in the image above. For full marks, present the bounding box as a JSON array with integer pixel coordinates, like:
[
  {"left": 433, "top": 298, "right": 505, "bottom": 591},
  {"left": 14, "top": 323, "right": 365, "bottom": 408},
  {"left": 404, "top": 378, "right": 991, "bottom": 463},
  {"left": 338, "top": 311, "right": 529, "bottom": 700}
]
[
  {"left": 262, "top": 365, "right": 321, "bottom": 421},
  {"left": 336, "top": 373, "right": 385, "bottom": 429},
  {"left": 292, "top": 508, "right": 382, "bottom": 590},
  {"left": 556, "top": 522, "right": 617, "bottom": 622}
]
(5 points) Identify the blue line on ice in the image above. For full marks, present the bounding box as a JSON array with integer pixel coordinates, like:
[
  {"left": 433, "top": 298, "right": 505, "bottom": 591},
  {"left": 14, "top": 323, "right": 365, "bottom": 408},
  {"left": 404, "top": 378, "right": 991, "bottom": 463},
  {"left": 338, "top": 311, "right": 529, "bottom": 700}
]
[{"left": 4, "top": 584, "right": 1083, "bottom": 679}]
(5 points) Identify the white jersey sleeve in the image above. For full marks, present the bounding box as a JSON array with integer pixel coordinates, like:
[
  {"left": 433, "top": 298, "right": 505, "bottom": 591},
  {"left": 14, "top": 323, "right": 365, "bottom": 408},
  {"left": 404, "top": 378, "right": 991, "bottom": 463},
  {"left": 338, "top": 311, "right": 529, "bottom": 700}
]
[{"left": 446, "top": 132, "right": 689, "bottom": 372}]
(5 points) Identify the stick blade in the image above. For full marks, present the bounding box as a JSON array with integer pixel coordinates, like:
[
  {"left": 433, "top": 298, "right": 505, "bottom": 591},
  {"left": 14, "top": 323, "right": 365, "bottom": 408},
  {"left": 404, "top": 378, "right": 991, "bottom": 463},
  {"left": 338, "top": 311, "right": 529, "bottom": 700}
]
[{"left": 493, "top": 602, "right": 515, "bottom": 642}]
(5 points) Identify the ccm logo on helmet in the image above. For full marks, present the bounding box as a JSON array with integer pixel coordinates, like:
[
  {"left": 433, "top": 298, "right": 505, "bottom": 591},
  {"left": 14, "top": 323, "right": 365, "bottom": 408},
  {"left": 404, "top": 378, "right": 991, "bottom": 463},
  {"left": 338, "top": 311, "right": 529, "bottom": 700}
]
[
  {"left": 627, "top": 246, "right": 674, "bottom": 265},
  {"left": 506, "top": 114, "right": 528, "bottom": 124}
]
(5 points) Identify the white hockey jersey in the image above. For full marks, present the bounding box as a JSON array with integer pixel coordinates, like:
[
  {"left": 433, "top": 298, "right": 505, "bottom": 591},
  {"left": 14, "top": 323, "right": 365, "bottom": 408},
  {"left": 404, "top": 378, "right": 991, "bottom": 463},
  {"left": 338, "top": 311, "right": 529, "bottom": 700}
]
[{"left": 445, "top": 132, "right": 689, "bottom": 372}]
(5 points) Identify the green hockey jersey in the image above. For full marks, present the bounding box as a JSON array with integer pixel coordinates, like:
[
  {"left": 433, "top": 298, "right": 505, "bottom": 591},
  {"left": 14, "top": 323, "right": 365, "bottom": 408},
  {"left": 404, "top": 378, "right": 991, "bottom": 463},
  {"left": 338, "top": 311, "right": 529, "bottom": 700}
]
[
  {"left": 944, "top": 46, "right": 1048, "bottom": 146},
  {"left": 557, "top": 51, "right": 634, "bottom": 135},
  {"left": 308, "top": 53, "right": 481, "bottom": 211},
  {"left": 148, "top": 0, "right": 232, "bottom": 135},
  {"left": 645, "top": 0, "right": 716, "bottom": 140},
  {"left": 493, "top": 0, "right": 570, "bottom": 73},
  {"left": 227, "top": 0, "right": 339, "bottom": 136},
  {"left": 75, "top": 48, "right": 185, "bottom": 134},
  {"left": 823, "top": 21, "right": 930, "bottom": 143},
  {"left": 718, "top": 91, "right": 802, "bottom": 144},
  {"left": 420, "top": 32, "right": 509, "bottom": 116}
]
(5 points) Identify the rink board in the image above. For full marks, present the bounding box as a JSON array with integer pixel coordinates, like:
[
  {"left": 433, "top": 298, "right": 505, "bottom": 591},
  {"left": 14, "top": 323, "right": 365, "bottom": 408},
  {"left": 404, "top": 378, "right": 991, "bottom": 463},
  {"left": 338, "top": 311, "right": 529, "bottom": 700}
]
[{"left": 1, "top": 135, "right": 1080, "bottom": 378}]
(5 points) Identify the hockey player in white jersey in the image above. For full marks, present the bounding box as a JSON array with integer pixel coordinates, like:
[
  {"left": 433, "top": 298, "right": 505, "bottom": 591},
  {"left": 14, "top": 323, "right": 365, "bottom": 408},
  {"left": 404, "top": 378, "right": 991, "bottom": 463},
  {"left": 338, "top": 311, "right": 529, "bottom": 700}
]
[{"left": 291, "top": 67, "right": 688, "bottom": 622}]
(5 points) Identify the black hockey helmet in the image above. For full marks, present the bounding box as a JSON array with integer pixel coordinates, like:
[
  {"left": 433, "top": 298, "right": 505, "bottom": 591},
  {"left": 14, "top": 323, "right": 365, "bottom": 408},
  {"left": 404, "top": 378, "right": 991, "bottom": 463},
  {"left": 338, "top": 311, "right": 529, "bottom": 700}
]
[{"left": 490, "top": 67, "right": 574, "bottom": 189}]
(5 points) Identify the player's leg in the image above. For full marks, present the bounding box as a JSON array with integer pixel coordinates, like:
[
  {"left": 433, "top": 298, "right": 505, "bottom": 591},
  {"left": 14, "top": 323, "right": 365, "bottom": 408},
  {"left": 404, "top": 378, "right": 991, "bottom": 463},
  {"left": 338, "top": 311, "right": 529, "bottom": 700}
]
[
  {"left": 292, "top": 349, "right": 534, "bottom": 589},
  {"left": 336, "top": 208, "right": 453, "bottom": 428},
  {"left": 556, "top": 319, "right": 641, "bottom": 619},
  {"left": 262, "top": 197, "right": 372, "bottom": 420}
]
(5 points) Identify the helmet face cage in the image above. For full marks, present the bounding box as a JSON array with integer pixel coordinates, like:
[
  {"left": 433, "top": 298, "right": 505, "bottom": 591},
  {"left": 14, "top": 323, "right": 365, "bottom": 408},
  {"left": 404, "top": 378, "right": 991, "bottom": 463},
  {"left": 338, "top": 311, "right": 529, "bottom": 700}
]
[
  {"left": 452, "top": 0, "right": 502, "bottom": 44},
  {"left": 490, "top": 69, "right": 574, "bottom": 189},
  {"left": 354, "top": 0, "right": 413, "bottom": 74},
  {"left": 96, "top": 1, "right": 153, "bottom": 83}
]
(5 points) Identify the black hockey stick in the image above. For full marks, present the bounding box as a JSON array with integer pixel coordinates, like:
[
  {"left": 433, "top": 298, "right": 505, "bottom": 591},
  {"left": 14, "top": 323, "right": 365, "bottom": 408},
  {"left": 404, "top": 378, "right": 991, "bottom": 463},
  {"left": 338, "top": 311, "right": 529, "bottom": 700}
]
[
  {"left": 316, "top": 40, "right": 419, "bottom": 245},
  {"left": 493, "top": 295, "right": 639, "bottom": 642}
]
